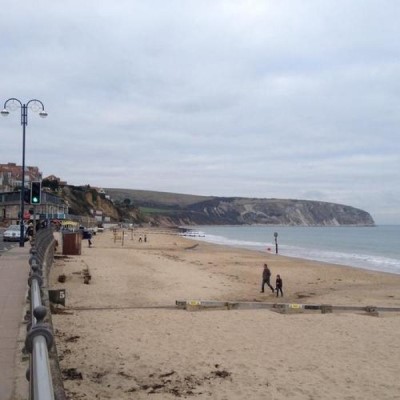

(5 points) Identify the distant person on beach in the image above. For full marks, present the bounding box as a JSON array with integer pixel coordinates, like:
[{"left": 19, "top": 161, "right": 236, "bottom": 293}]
[
  {"left": 144, "top": 234, "right": 147, "bottom": 243},
  {"left": 80, "top": 226, "right": 93, "bottom": 247},
  {"left": 261, "top": 264, "right": 274, "bottom": 293},
  {"left": 139, "top": 236, "right": 143, "bottom": 243},
  {"left": 275, "top": 274, "right": 283, "bottom": 297}
]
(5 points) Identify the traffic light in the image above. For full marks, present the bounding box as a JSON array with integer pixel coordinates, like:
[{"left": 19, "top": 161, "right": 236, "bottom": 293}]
[{"left": 30, "top": 181, "right": 42, "bottom": 205}]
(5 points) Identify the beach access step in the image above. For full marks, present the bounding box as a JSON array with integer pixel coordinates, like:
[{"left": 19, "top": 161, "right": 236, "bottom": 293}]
[{"left": 175, "top": 300, "right": 400, "bottom": 316}]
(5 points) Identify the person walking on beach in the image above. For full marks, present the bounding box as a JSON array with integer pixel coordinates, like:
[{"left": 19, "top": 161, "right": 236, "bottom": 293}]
[
  {"left": 275, "top": 274, "right": 283, "bottom": 297},
  {"left": 261, "top": 264, "right": 274, "bottom": 293}
]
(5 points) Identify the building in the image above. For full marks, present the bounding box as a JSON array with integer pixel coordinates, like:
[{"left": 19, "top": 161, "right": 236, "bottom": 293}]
[
  {"left": 0, "top": 162, "right": 42, "bottom": 192},
  {"left": 0, "top": 190, "right": 69, "bottom": 224},
  {"left": 0, "top": 163, "right": 71, "bottom": 224}
]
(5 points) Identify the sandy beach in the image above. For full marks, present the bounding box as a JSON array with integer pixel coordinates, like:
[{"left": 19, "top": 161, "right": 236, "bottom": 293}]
[{"left": 49, "top": 228, "right": 400, "bottom": 400}]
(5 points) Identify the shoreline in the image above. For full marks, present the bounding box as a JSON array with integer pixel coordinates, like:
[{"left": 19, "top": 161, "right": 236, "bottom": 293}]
[
  {"left": 180, "top": 225, "right": 400, "bottom": 275},
  {"left": 49, "top": 228, "right": 400, "bottom": 399},
  {"left": 180, "top": 233, "right": 400, "bottom": 278}
]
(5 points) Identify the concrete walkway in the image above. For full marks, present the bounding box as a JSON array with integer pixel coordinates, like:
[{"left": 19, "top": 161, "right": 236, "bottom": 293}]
[{"left": 0, "top": 246, "right": 30, "bottom": 400}]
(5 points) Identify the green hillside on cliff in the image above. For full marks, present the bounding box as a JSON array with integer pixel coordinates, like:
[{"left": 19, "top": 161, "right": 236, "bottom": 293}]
[
  {"left": 42, "top": 177, "right": 375, "bottom": 227},
  {"left": 105, "top": 188, "right": 375, "bottom": 227}
]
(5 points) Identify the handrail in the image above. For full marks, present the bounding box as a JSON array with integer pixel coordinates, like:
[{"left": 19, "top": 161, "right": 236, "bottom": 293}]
[{"left": 25, "top": 228, "right": 56, "bottom": 400}]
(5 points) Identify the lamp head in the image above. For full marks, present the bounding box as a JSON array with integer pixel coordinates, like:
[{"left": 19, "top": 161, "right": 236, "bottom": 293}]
[
  {"left": 1, "top": 108, "right": 10, "bottom": 117},
  {"left": 39, "top": 111, "right": 48, "bottom": 118}
]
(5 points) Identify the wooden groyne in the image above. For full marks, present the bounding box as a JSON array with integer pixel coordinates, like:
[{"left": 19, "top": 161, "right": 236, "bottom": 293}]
[{"left": 176, "top": 300, "right": 400, "bottom": 316}]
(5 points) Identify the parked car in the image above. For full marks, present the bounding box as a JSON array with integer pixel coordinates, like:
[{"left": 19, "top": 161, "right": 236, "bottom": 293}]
[{"left": 3, "top": 225, "right": 29, "bottom": 242}]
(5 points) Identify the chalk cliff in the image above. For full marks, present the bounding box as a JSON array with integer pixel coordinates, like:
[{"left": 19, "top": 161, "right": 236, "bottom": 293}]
[{"left": 105, "top": 189, "right": 375, "bottom": 227}]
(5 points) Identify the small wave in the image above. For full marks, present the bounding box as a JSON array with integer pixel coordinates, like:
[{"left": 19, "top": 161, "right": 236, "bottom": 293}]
[
  {"left": 187, "top": 231, "right": 400, "bottom": 275},
  {"left": 194, "top": 233, "right": 268, "bottom": 249},
  {"left": 280, "top": 245, "right": 400, "bottom": 274}
]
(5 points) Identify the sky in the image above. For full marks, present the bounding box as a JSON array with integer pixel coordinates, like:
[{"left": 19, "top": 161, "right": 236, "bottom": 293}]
[{"left": 0, "top": 1, "right": 399, "bottom": 224}]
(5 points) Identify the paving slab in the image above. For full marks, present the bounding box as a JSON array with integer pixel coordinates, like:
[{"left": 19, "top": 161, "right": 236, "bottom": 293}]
[{"left": 0, "top": 246, "right": 30, "bottom": 400}]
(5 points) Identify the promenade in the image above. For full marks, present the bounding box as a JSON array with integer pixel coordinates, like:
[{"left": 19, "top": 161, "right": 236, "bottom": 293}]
[{"left": 0, "top": 246, "right": 30, "bottom": 400}]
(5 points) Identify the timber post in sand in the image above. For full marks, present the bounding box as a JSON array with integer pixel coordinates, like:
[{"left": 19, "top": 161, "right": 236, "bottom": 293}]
[{"left": 274, "top": 232, "right": 278, "bottom": 254}]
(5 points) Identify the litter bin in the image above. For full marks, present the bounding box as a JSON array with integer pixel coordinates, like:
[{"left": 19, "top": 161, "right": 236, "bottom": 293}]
[{"left": 62, "top": 232, "right": 82, "bottom": 255}]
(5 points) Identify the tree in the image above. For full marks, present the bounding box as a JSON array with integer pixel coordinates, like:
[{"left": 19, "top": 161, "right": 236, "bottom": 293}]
[{"left": 42, "top": 178, "right": 59, "bottom": 192}]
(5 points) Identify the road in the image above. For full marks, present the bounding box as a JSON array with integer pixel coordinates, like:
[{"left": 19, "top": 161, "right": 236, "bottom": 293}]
[{"left": 0, "top": 228, "right": 18, "bottom": 253}]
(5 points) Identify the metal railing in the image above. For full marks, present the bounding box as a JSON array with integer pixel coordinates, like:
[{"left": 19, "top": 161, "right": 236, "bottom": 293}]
[{"left": 25, "top": 228, "right": 56, "bottom": 400}]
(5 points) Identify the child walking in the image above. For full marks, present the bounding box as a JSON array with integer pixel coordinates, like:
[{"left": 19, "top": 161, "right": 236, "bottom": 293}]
[{"left": 275, "top": 274, "right": 283, "bottom": 297}]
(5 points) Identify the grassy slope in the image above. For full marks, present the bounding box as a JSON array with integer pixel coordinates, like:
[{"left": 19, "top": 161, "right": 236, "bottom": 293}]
[{"left": 105, "top": 188, "right": 213, "bottom": 207}]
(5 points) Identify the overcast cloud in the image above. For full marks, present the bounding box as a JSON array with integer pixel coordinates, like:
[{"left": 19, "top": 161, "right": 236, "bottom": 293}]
[{"left": 1, "top": 0, "right": 399, "bottom": 224}]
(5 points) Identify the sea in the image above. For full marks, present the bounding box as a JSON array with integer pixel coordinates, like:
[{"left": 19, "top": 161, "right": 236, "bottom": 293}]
[{"left": 181, "top": 225, "right": 400, "bottom": 275}]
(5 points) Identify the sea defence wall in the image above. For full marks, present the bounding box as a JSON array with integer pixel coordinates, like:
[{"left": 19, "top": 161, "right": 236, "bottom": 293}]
[{"left": 23, "top": 228, "right": 66, "bottom": 400}]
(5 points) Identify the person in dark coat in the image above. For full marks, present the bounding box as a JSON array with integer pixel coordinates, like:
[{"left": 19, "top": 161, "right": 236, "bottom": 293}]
[
  {"left": 27, "top": 223, "right": 34, "bottom": 243},
  {"left": 275, "top": 274, "right": 283, "bottom": 297},
  {"left": 80, "top": 227, "right": 93, "bottom": 247},
  {"left": 260, "top": 264, "right": 274, "bottom": 293}
]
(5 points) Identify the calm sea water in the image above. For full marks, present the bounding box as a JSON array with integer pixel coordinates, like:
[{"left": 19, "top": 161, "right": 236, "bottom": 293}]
[{"left": 182, "top": 225, "right": 400, "bottom": 275}]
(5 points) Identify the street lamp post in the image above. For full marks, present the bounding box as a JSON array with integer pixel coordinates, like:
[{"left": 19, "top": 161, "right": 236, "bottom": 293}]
[{"left": 1, "top": 98, "right": 48, "bottom": 247}]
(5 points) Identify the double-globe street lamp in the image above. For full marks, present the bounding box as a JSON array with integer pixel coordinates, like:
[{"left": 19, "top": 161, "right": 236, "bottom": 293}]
[{"left": 1, "top": 98, "right": 48, "bottom": 247}]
